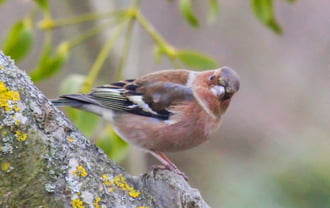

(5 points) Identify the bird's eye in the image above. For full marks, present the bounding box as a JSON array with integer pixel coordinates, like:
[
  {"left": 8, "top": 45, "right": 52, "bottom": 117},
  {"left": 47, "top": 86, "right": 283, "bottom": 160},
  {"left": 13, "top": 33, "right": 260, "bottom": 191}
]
[
  {"left": 226, "top": 86, "right": 233, "bottom": 93},
  {"left": 209, "top": 75, "right": 216, "bottom": 81}
]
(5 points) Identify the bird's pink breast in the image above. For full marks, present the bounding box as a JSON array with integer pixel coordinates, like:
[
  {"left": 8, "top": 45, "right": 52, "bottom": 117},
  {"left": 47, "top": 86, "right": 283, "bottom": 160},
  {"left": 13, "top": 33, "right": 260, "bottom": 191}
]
[{"left": 112, "top": 100, "right": 222, "bottom": 152}]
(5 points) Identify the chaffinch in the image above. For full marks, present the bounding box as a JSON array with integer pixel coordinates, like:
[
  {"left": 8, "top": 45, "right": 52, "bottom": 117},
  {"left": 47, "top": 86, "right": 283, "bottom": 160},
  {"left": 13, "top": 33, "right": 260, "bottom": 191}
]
[{"left": 53, "top": 66, "right": 240, "bottom": 175}]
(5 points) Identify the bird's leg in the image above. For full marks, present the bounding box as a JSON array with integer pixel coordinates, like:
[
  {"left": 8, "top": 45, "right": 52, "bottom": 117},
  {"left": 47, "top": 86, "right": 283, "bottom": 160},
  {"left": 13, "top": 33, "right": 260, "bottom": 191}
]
[{"left": 149, "top": 151, "right": 188, "bottom": 180}]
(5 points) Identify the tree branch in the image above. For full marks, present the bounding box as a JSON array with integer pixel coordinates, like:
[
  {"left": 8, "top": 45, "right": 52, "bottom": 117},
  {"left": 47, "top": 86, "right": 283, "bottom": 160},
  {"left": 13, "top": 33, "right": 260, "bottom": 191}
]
[{"left": 0, "top": 51, "right": 210, "bottom": 208}]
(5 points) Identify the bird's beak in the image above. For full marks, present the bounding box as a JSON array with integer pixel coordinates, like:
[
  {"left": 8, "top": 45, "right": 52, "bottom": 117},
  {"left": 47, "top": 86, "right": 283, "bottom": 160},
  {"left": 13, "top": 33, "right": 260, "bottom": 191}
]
[{"left": 218, "top": 67, "right": 240, "bottom": 99}]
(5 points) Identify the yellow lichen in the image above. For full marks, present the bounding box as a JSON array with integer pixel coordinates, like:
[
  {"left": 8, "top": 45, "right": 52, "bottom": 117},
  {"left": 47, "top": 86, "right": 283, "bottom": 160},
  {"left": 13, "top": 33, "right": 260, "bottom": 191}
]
[
  {"left": 109, "top": 187, "right": 115, "bottom": 192},
  {"left": 0, "top": 65, "right": 3, "bottom": 69},
  {"left": 1, "top": 161, "right": 11, "bottom": 171},
  {"left": 15, "top": 131, "right": 27, "bottom": 141},
  {"left": 13, "top": 105, "right": 20, "bottom": 112},
  {"left": 15, "top": 119, "right": 21, "bottom": 125},
  {"left": 101, "top": 174, "right": 140, "bottom": 197},
  {"left": 113, "top": 174, "right": 140, "bottom": 198},
  {"left": 105, "top": 180, "right": 114, "bottom": 186},
  {"left": 71, "top": 198, "right": 85, "bottom": 208},
  {"left": 72, "top": 165, "right": 88, "bottom": 177},
  {"left": 93, "top": 197, "right": 101, "bottom": 208},
  {"left": 102, "top": 174, "right": 114, "bottom": 186},
  {"left": 0, "top": 82, "right": 21, "bottom": 112},
  {"left": 128, "top": 189, "right": 141, "bottom": 198},
  {"left": 68, "top": 136, "right": 75, "bottom": 142}
]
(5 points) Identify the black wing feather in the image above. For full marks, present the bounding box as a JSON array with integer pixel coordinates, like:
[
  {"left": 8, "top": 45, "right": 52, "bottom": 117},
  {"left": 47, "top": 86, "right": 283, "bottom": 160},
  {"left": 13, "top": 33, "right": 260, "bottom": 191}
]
[{"left": 53, "top": 79, "right": 193, "bottom": 121}]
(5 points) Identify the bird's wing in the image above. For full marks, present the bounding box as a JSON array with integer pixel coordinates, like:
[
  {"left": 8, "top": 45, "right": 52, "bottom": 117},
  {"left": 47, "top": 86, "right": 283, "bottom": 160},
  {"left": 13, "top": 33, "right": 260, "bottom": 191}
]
[{"left": 90, "top": 75, "right": 194, "bottom": 120}]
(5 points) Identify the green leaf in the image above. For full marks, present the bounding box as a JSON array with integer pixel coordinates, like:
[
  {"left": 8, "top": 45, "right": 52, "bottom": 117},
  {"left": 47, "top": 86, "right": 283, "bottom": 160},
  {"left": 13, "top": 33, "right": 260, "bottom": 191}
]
[
  {"left": 3, "top": 19, "right": 34, "bottom": 62},
  {"left": 179, "top": 0, "right": 200, "bottom": 27},
  {"left": 208, "top": 0, "right": 219, "bottom": 23},
  {"left": 33, "top": 0, "right": 49, "bottom": 11},
  {"left": 251, "top": 0, "right": 282, "bottom": 34},
  {"left": 96, "top": 127, "right": 129, "bottom": 162},
  {"left": 29, "top": 43, "right": 52, "bottom": 80},
  {"left": 0, "top": 0, "right": 8, "bottom": 6},
  {"left": 30, "top": 42, "right": 69, "bottom": 81},
  {"left": 285, "top": 0, "right": 297, "bottom": 2},
  {"left": 59, "top": 74, "right": 86, "bottom": 94},
  {"left": 177, "top": 50, "right": 218, "bottom": 70}
]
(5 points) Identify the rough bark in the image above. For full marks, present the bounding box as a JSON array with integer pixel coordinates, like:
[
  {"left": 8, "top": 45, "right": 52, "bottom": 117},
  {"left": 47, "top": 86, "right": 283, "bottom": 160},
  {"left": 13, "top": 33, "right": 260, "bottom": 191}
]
[{"left": 0, "top": 52, "right": 210, "bottom": 208}]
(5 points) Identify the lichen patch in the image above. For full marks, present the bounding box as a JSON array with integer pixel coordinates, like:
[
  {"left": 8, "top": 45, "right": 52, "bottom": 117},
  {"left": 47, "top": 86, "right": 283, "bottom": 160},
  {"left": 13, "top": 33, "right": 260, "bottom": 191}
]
[
  {"left": 1, "top": 161, "right": 11, "bottom": 171},
  {"left": 93, "top": 196, "right": 101, "bottom": 208},
  {"left": 15, "top": 131, "right": 28, "bottom": 141},
  {"left": 68, "top": 136, "right": 75, "bottom": 142},
  {"left": 72, "top": 165, "right": 88, "bottom": 177},
  {"left": 71, "top": 198, "right": 85, "bottom": 208},
  {"left": 102, "top": 174, "right": 141, "bottom": 198},
  {"left": 0, "top": 81, "right": 21, "bottom": 112}
]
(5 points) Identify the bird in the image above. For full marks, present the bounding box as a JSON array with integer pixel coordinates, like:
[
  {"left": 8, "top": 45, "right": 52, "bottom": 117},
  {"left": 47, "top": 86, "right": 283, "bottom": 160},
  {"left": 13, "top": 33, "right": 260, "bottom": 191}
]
[{"left": 52, "top": 66, "right": 240, "bottom": 177}]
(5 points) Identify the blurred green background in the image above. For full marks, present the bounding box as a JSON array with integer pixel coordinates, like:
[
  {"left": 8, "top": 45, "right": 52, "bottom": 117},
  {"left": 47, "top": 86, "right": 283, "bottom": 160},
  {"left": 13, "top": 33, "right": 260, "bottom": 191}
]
[{"left": 1, "top": 0, "right": 329, "bottom": 207}]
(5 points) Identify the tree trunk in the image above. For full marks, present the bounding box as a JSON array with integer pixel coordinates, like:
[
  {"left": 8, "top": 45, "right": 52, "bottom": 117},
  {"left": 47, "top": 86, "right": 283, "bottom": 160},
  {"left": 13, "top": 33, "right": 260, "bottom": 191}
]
[{"left": 0, "top": 51, "right": 210, "bottom": 208}]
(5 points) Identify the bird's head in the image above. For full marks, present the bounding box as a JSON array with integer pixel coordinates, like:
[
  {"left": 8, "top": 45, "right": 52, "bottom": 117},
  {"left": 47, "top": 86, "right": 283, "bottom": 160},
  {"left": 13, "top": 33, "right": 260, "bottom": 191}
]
[{"left": 209, "top": 66, "right": 240, "bottom": 101}]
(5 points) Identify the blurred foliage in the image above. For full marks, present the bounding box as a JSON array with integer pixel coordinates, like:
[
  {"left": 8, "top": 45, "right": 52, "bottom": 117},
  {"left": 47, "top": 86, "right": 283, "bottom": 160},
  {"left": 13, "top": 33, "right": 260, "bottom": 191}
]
[
  {"left": 207, "top": 0, "right": 220, "bottom": 22},
  {"left": 251, "top": 0, "right": 282, "bottom": 34},
  {"left": 0, "top": 0, "right": 296, "bottom": 162},
  {"left": 30, "top": 42, "right": 70, "bottom": 81},
  {"left": 179, "top": 0, "right": 200, "bottom": 27},
  {"left": 177, "top": 50, "right": 218, "bottom": 69},
  {"left": 3, "top": 18, "right": 34, "bottom": 62},
  {"left": 0, "top": 0, "right": 7, "bottom": 6},
  {"left": 96, "top": 126, "right": 129, "bottom": 162},
  {"left": 274, "top": 161, "right": 330, "bottom": 208},
  {"left": 33, "top": 0, "right": 49, "bottom": 11}
]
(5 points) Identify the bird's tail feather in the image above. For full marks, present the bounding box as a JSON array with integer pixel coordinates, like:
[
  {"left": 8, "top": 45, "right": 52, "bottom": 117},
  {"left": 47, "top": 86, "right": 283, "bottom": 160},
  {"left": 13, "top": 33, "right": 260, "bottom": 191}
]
[
  {"left": 52, "top": 94, "right": 99, "bottom": 108},
  {"left": 51, "top": 98, "right": 83, "bottom": 107}
]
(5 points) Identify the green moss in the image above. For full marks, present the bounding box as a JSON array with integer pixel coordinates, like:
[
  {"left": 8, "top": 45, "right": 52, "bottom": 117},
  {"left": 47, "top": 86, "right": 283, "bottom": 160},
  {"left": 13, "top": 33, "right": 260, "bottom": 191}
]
[{"left": 0, "top": 131, "right": 64, "bottom": 208}]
